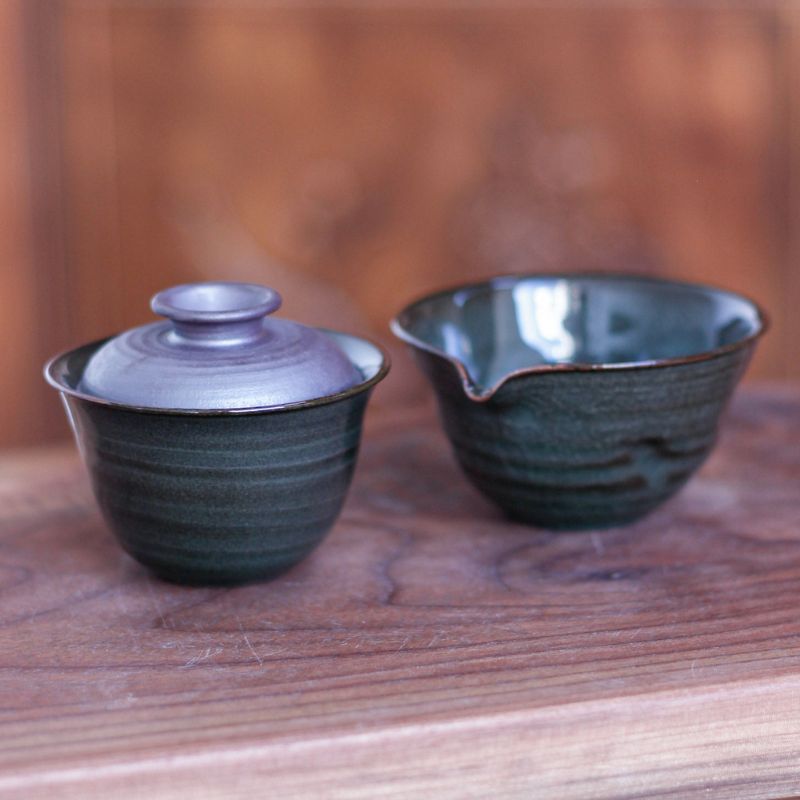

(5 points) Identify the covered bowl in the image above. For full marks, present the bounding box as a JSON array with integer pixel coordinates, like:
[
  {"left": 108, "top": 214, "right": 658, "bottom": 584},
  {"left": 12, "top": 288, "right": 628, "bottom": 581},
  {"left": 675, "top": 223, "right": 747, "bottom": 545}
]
[{"left": 46, "top": 282, "right": 389, "bottom": 584}]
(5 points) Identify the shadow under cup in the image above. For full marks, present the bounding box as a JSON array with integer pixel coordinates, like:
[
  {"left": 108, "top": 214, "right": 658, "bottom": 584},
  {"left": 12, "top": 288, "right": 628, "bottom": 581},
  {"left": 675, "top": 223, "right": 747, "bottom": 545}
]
[{"left": 392, "top": 274, "right": 768, "bottom": 529}]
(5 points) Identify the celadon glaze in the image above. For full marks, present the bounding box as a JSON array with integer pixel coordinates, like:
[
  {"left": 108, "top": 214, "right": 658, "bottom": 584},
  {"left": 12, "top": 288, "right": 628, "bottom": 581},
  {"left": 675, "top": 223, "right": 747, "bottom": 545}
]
[
  {"left": 46, "top": 331, "right": 389, "bottom": 585},
  {"left": 391, "top": 274, "right": 767, "bottom": 529}
]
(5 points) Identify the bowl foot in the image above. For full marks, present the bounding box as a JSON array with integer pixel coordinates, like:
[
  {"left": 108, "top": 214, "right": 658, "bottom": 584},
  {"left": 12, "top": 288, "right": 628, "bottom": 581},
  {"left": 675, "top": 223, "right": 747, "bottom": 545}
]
[
  {"left": 145, "top": 560, "right": 301, "bottom": 586},
  {"left": 501, "top": 505, "right": 661, "bottom": 531}
]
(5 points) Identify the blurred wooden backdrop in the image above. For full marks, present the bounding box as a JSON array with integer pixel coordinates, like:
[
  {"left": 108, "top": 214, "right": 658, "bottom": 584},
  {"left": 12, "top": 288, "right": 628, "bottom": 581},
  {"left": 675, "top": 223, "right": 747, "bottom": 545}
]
[{"left": 2, "top": 1, "right": 798, "bottom": 446}]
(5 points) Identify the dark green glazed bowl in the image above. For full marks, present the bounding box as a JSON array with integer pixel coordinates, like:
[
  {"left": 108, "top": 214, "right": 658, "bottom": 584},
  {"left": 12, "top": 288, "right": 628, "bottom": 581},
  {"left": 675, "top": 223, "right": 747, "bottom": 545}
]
[
  {"left": 45, "top": 332, "right": 389, "bottom": 584},
  {"left": 392, "top": 274, "right": 767, "bottom": 530}
]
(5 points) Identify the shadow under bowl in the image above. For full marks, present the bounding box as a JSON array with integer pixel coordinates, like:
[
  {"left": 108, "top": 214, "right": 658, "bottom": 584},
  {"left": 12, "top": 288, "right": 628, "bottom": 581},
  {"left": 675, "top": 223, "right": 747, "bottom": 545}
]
[
  {"left": 45, "top": 332, "right": 389, "bottom": 585},
  {"left": 391, "top": 273, "right": 767, "bottom": 530}
]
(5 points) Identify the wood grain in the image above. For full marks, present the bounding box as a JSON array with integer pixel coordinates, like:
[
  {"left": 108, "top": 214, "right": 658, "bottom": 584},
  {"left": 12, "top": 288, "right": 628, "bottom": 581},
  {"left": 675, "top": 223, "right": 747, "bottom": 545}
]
[
  {"left": 0, "top": 0, "right": 67, "bottom": 447},
  {"left": 0, "top": 383, "right": 799, "bottom": 798},
  {"left": 784, "top": 2, "right": 800, "bottom": 380}
]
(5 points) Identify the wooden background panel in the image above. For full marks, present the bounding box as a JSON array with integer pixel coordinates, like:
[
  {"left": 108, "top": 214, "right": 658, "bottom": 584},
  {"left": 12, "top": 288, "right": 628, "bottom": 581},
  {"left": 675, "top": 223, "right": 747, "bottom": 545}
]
[
  {"left": 67, "top": 6, "right": 787, "bottom": 364},
  {"left": 0, "top": 0, "right": 67, "bottom": 447},
  {"left": 3, "top": 2, "right": 798, "bottom": 446},
  {"left": 0, "top": 0, "right": 39, "bottom": 448},
  {"left": 786, "top": 3, "right": 800, "bottom": 381}
]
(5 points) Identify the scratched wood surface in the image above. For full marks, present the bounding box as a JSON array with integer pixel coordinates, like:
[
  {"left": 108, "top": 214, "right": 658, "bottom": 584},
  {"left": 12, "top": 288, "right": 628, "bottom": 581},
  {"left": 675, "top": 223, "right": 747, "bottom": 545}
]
[{"left": 0, "top": 384, "right": 799, "bottom": 799}]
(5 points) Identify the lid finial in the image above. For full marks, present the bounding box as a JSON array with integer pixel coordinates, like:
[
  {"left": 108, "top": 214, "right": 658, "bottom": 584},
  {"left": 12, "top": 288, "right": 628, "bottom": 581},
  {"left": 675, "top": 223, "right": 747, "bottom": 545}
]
[{"left": 151, "top": 282, "right": 282, "bottom": 345}]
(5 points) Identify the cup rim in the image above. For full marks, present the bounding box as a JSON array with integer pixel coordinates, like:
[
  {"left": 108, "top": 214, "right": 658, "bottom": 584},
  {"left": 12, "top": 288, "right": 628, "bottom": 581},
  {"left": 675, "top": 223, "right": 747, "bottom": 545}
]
[
  {"left": 44, "top": 329, "right": 391, "bottom": 416},
  {"left": 390, "top": 271, "right": 769, "bottom": 401}
]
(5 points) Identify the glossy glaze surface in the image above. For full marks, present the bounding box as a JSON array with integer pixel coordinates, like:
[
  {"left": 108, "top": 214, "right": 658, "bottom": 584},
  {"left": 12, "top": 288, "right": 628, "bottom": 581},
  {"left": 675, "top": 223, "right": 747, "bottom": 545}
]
[
  {"left": 392, "top": 274, "right": 766, "bottom": 529},
  {"left": 47, "top": 332, "right": 388, "bottom": 584},
  {"left": 79, "top": 282, "right": 362, "bottom": 409}
]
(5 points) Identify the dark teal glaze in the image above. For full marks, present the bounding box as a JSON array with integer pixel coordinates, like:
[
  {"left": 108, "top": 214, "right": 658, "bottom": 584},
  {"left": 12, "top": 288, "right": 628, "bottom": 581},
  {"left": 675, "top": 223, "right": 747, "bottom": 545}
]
[
  {"left": 47, "top": 334, "right": 388, "bottom": 584},
  {"left": 392, "top": 274, "right": 767, "bottom": 529},
  {"left": 414, "top": 346, "right": 753, "bottom": 528}
]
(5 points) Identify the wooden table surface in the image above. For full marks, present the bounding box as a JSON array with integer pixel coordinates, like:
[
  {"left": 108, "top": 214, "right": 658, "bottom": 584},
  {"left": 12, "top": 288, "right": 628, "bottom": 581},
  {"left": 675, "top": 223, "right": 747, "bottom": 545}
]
[{"left": 1, "top": 384, "right": 799, "bottom": 799}]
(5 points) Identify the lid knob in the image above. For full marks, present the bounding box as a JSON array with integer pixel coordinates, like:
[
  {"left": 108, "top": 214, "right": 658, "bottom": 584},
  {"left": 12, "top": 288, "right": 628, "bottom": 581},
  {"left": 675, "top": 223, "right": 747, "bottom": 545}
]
[{"left": 151, "top": 282, "right": 282, "bottom": 345}]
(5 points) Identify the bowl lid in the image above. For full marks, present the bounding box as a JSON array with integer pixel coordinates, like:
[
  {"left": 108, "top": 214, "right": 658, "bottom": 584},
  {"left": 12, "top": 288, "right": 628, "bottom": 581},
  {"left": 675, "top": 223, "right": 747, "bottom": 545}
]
[{"left": 78, "top": 282, "right": 363, "bottom": 410}]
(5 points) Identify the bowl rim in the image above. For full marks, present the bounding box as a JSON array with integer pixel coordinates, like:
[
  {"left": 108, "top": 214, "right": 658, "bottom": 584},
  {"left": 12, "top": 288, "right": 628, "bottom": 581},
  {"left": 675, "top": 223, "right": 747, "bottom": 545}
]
[
  {"left": 44, "top": 328, "right": 391, "bottom": 416},
  {"left": 390, "top": 271, "right": 770, "bottom": 401}
]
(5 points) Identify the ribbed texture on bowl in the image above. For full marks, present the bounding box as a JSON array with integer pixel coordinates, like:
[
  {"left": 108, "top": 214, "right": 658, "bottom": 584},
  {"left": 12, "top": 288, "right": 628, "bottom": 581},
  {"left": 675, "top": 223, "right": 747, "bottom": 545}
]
[
  {"left": 63, "top": 392, "right": 370, "bottom": 584},
  {"left": 413, "top": 344, "right": 755, "bottom": 529}
]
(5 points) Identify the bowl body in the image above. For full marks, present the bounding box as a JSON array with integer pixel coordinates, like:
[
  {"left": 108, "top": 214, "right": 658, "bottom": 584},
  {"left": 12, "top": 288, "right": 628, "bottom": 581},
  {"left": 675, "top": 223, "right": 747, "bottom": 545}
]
[
  {"left": 47, "top": 332, "right": 389, "bottom": 584},
  {"left": 392, "top": 274, "right": 767, "bottom": 529}
]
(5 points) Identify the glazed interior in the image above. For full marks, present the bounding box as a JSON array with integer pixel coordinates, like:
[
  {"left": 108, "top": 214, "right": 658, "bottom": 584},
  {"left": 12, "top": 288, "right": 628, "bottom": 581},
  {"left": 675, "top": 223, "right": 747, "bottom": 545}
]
[{"left": 393, "top": 275, "right": 764, "bottom": 391}]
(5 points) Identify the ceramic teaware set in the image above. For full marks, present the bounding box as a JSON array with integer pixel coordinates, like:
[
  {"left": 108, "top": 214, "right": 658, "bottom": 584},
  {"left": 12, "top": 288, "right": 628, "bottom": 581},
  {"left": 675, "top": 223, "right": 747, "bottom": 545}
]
[{"left": 45, "top": 274, "right": 767, "bottom": 585}]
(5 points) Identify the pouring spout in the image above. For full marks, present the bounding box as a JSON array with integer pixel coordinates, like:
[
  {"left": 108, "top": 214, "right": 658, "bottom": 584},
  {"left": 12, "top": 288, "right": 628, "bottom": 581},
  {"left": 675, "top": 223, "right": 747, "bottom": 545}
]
[
  {"left": 403, "top": 341, "right": 524, "bottom": 405},
  {"left": 454, "top": 358, "right": 556, "bottom": 403},
  {"left": 389, "top": 314, "right": 541, "bottom": 404},
  {"left": 453, "top": 361, "right": 502, "bottom": 403}
]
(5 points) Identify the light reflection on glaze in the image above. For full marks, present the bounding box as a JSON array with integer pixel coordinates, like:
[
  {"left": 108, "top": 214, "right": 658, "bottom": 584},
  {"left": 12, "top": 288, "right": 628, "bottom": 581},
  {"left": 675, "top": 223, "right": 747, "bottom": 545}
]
[
  {"left": 394, "top": 275, "right": 765, "bottom": 396},
  {"left": 512, "top": 280, "right": 576, "bottom": 362}
]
